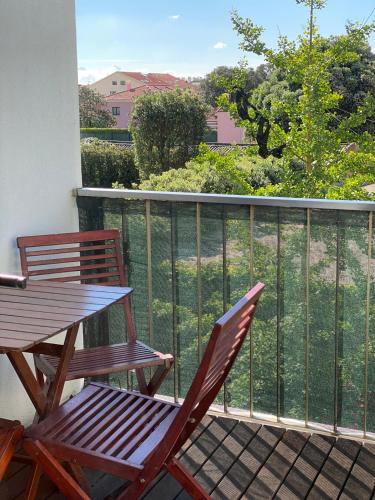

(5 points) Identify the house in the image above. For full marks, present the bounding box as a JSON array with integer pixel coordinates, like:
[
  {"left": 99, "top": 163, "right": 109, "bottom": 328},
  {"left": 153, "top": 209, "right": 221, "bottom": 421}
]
[{"left": 89, "top": 70, "right": 189, "bottom": 96}]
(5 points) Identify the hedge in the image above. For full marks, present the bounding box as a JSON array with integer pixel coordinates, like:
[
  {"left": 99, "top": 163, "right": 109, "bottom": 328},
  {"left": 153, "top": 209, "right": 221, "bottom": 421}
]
[
  {"left": 80, "top": 128, "right": 132, "bottom": 142},
  {"left": 81, "top": 140, "right": 139, "bottom": 188}
]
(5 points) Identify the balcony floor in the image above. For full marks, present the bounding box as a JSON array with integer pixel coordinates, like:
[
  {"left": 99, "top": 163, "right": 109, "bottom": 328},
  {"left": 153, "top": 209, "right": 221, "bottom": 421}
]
[{"left": 2, "top": 415, "right": 375, "bottom": 499}]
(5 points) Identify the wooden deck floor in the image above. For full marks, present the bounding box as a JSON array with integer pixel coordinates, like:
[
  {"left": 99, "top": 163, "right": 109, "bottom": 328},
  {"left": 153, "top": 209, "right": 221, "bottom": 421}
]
[{"left": 2, "top": 415, "right": 375, "bottom": 499}]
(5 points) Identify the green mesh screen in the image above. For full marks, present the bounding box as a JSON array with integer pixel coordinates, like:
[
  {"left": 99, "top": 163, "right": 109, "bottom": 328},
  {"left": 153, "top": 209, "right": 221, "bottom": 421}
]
[{"left": 78, "top": 196, "right": 374, "bottom": 434}]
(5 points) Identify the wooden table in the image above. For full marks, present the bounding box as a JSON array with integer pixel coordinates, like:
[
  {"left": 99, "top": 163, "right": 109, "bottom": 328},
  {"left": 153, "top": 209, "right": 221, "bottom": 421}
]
[{"left": 0, "top": 280, "right": 132, "bottom": 419}]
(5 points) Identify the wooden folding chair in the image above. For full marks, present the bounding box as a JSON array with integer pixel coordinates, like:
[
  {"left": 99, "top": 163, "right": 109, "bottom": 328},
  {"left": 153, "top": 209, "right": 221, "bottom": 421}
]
[
  {"left": 23, "top": 283, "right": 264, "bottom": 499},
  {"left": 17, "top": 230, "right": 173, "bottom": 397},
  {"left": 0, "top": 419, "right": 23, "bottom": 480}
]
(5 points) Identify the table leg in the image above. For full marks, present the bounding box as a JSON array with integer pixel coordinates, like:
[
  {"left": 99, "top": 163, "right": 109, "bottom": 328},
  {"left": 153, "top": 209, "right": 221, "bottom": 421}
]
[
  {"left": 44, "top": 324, "right": 79, "bottom": 415},
  {"left": 6, "top": 351, "right": 46, "bottom": 417}
]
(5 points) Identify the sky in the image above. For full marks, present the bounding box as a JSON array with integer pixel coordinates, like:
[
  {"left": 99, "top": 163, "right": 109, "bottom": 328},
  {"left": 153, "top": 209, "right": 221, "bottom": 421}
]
[{"left": 75, "top": 0, "right": 375, "bottom": 84}]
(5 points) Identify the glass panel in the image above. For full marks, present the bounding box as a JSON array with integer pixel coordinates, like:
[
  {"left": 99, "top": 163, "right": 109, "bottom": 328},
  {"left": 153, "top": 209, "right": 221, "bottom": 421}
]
[
  {"left": 339, "top": 211, "right": 368, "bottom": 431},
  {"left": 150, "top": 201, "right": 174, "bottom": 396},
  {"left": 368, "top": 213, "right": 375, "bottom": 434},
  {"left": 279, "top": 208, "right": 307, "bottom": 420},
  {"left": 225, "top": 205, "right": 251, "bottom": 412},
  {"left": 200, "top": 203, "right": 225, "bottom": 406},
  {"left": 308, "top": 209, "right": 337, "bottom": 426},
  {"left": 173, "top": 202, "right": 198, "bottom": 399},
  {"left": 252, "top": 206, "right": 278, "bottom": 416}
]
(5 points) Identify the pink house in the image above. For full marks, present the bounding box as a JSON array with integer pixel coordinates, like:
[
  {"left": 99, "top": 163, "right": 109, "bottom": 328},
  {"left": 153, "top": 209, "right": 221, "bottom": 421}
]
[
  {"left": 105, "top": 84, "right": 187, "bottom": 129},
  {"left": 105, "top": 87, "right": 246, "bottom": 143},
  {"left": 216, "top": 110, "right": 245, "bottom": 143}
]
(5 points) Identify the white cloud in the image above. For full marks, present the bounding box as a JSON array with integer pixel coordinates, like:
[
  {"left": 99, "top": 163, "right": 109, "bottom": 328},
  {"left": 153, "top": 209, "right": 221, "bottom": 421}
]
[
  {"left": 213, "top": 41, "right": 227, "bottom": 49},
  {"left": 168, "top": 14, "right": 180, "bottom": 20}
]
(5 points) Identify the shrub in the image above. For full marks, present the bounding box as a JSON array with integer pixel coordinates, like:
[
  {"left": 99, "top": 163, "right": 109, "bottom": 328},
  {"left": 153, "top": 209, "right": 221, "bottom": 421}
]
[
  {"left": 81, "top": 139, "right": 139, "bottom": 188},
  {"left": 130, "top": 89, "right": 209, "bottom": 180},
  {"left": 138, "top": 146, "right": 282, "bottom": 194}
]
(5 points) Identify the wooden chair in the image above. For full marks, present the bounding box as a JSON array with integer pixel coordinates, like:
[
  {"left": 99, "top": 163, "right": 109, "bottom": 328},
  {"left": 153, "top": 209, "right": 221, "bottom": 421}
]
[
  {"left": 0, "top": 419, "right": 23, "bottom": 480},
  {"left": 23, "top": 283, "right": 264, "bottom": 499},
  {"left": 17, "top": 230, "right": 173, "bottom": 396}
]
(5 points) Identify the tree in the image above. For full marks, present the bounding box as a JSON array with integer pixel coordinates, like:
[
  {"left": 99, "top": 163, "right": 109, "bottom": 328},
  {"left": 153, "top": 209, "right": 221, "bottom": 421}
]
[
  {"left": 200, "top": 65, "right": 269, "bottom": 107},
  {"left": 329, "top": 42, "right": 375, "bottom": 134},
  {"left": 219, "top": 2, "right": 374, "bottom": 166},
  {"left": 79, "top": 86, "right": 116, "bottom": 128},
  {"left": 221, "top": 0, "right": 375, "bottom": 198},
  {"left": 130, "top": 89, "right": 209, "bottom": 180}
]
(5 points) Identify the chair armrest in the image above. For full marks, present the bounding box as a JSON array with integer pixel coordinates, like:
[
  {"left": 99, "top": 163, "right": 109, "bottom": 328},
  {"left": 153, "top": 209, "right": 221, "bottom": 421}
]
[{"left": 0, "top": 274, "right": 27, "bottom": 289}]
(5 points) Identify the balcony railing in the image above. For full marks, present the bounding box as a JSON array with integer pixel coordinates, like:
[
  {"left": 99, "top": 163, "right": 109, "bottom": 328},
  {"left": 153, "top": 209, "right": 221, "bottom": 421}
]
[{"left": 76, "top": 187, "right": 375, "bottom": 439}]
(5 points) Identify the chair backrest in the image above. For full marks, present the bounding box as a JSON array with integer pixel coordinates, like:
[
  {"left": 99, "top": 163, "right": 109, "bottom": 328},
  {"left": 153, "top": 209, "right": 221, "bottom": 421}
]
[
  {"left": 17, "top": 229, "right": 135, "bottom": 338},
  {"left": 149, "top": 283, "right": 264, "bottom": 465}
]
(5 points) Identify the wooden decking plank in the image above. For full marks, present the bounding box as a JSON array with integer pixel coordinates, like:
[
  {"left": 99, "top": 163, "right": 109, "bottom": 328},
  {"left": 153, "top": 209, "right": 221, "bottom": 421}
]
[
  {"left": 189, "top": 421, "right": 261, "bottom": 496},
  {"left": 212, "top": 424, "right": 285, "bottom": 500},
  {"left": 177, "top": 415, "right": 214, "bottom": 457},
  {"left": 145, "top": 417, "right": 236, "bottom": 500},
  {"left": 142, "top": 416, "right": 214, "bottom": 499},
  {"left": 307, "top": 438, "right": 361, "bottom": 499},
  {"left": 339, "top": 442, "right": 375, "bottom": 500},
  {"left": 243, "top": 429, "right": 310, "bottom": 499},
  {"left": 90, "top": 473, "right": 127, "bottom": 500},
  {"left": 275, "top": 432, "right": 335, "bottom": 499}
]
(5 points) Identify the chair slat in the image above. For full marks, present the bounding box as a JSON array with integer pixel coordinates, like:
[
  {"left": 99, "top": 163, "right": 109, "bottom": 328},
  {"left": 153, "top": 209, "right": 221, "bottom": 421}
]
[
  {"left": 26, "top": 243, "right": 116, "bottom": 257},
  {"left": 28, "top": 253, "right": 117, "bottom": 267}
]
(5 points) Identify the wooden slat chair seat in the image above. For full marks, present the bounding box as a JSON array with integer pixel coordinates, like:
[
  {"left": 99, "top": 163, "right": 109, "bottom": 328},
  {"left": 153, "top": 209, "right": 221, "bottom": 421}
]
[
  {"left": 39, "top": 341, "right": 171, "bottom": 380},
  {"left": 17, "top": 230, "right": 173, "bottom": 396},
  {"left": 0, "top": 419, "right": 23, "bottom": 480},
  {"left": 23, "top": 283, "right": 264, "bottom": 500}
]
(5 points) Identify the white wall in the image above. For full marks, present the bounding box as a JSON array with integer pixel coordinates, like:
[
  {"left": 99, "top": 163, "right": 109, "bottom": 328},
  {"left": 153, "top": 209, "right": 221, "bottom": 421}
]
[{"left": 0, "top": 0, "right": 82, "bottom": 422}]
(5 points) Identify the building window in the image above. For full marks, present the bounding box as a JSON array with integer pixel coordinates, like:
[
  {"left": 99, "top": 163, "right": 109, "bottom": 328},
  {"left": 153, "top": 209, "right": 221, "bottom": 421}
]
[
  {"left": 112, "top": 81, "right": 117, "bottom": 85},
  {"left": 120, "top": 80, "right": 126, "bottom": 85},
  {"left": 112, "top": 107, "right": 120, "bottom": 116}
]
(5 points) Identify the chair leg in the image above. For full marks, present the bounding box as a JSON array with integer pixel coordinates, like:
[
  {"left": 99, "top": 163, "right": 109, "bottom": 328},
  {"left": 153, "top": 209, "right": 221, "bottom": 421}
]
[
  {"left": 166, "top": 458, "right": 210, "bottom": 500},
  {"left": 34, "top": 354, "right": 45, "bottom": 389},
  {"left": 147, "top": 362, "right": 173, "bottom": 396},
  {"left": 0, "top": 425, "right": 23, "bottom": 480},
  {"left": 25, "top": 464, "right": 43, "bottom": 500},
  {"left": 135, "top": 368, "right": 148, "bottom": 394},
  {"left": 23, "top": 439, "right": 90, "bottom": 500}
]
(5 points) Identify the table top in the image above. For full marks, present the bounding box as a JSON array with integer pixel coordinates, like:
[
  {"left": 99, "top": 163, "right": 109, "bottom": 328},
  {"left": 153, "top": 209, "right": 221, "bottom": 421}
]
[{"left": 0, "top": 280, "right": 132, "bottom": 353}]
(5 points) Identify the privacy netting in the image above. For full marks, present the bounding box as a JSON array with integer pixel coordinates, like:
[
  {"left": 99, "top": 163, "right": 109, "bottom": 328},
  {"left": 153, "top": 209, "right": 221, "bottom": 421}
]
[{"left": 78, "top": 195, "right": 375, "bottom": 435}]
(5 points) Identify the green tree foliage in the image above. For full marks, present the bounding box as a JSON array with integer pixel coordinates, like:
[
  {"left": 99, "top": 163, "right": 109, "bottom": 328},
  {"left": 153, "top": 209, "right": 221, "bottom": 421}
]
[
  {"left": 330, "top": 43, "right": 375, "bottom": 134},
  {"left": 81, "top": 139, "right": 139, "bottom": 188},
  {"left": 200, "top": 64, "right": 269, "bottom": 107},
  {"left": 130, "top": 89, "right": 209, "bottom": 180},
  {"left": 79, "top": 86, "right": 116, "bottom": 128},
  {"left": 138, "top": 145, "right": 282, "bottom": 194},
  {"left": 217, "top": 0, "right": 375, "bottom": 199}
]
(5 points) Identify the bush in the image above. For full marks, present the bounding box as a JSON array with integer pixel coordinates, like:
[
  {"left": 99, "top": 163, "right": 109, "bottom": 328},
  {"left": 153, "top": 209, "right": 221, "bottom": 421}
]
[
  {"left": 130, "top": 89, "right": 209, "bottom": 180},
  {"left": 138, "top": 146, "right": 282, "bottom": 194},
  {"left": 80, "top": 128, "right": 132, "bottom": 141},
  {"left": 81, "top": 139, "right": 139, "bottom": 188}
]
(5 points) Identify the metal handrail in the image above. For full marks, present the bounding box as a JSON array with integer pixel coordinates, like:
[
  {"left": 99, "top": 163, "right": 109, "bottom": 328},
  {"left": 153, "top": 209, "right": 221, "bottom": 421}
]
[{"left": 76, "top": 187, "right": 375, "bottom": 211}]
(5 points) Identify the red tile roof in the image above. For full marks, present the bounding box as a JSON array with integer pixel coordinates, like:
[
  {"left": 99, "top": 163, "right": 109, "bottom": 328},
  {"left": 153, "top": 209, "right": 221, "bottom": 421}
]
[
  {"left": 105, "top": 82, "right": 192, "bottom": 102},
  {"left": 118, "top": 71, "right": 188, "bottom": 86}
]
